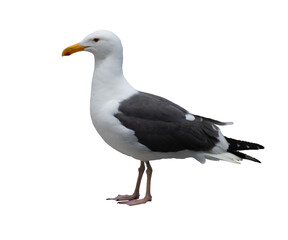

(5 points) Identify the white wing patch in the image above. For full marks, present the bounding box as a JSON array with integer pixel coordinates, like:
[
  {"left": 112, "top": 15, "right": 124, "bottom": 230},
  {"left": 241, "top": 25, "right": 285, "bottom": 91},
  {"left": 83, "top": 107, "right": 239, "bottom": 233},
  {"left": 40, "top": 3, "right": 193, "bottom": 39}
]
[{"left": 185, "top": 113, "right": 195, "bottom": 121}]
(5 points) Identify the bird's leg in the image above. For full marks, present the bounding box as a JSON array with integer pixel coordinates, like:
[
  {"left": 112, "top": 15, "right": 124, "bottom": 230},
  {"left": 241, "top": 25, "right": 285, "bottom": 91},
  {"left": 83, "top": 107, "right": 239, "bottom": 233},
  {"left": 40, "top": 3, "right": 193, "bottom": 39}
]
[
  {"left": 119, "top": 161, "right": 153, "bottom": 206},
  {"left": 107, "top": 161, "right": 145, "bottom": 201}
]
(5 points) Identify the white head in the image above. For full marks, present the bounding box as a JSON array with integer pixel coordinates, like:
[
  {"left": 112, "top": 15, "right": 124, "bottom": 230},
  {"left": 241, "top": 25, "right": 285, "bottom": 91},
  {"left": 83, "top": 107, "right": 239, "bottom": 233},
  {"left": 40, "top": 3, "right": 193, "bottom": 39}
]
[{"left": 62, "top": 30, "right": 123, "bottom": 61}]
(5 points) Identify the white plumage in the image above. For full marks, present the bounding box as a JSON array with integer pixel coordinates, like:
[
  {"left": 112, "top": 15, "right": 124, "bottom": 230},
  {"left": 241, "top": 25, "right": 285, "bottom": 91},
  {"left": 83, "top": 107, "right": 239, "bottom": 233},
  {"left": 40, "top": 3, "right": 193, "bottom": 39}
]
[{"left": 62, "top": 30, "right": 263, "bottom": 205}]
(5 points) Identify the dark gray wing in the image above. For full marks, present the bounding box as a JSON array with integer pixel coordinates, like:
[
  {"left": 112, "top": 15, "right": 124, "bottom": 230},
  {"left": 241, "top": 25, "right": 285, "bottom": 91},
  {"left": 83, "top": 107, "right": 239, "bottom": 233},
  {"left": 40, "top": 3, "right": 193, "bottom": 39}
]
[{"left": 115, "top": 92, "right": 222, "bottom": 152}]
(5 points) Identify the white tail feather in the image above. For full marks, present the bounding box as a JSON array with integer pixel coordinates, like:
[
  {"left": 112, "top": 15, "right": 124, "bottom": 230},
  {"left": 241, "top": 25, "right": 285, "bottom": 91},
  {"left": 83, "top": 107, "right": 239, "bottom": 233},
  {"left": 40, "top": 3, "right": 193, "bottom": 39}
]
[{"left": 205, "top": 152, "right": 242, "bottom": 164}]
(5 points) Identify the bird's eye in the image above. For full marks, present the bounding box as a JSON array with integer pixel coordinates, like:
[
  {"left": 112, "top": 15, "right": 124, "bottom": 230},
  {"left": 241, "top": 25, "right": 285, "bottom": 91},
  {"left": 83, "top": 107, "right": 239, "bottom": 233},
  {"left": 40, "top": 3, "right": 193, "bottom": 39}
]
[{"left": 93, "top": 38, "right": 100, "bottom": 42}]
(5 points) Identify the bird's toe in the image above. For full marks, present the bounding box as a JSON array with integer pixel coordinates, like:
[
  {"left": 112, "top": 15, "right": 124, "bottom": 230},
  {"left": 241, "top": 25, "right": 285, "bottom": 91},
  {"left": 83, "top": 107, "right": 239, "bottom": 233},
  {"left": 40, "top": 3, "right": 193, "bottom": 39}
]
[
  {"left": 118, "top": 196, "right": 152, "bottom": 206},
  {"left": 106, "top": 194, "right": 140, "bottom": 201}
]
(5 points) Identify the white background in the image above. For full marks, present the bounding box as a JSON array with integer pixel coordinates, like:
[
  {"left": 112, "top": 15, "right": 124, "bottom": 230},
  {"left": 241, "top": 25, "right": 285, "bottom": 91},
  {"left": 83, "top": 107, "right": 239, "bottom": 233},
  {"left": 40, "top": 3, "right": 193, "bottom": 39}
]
[{"left": 0, "top": 0, "right": 287, "bottom": 239}]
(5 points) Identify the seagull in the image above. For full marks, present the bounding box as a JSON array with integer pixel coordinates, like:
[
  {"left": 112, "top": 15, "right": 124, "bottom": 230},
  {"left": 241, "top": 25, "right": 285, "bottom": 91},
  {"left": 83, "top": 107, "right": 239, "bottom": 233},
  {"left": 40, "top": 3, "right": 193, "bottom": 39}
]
[{"left": 62, "top": 30, "right": 264, "bottom": 206}]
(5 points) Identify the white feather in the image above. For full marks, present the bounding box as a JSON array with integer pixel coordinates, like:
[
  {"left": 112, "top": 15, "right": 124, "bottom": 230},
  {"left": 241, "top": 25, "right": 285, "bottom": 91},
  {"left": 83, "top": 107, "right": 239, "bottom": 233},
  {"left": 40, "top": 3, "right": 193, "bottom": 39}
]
[{"left": 205, "top": 152, "right": 242, "bottom": 164}]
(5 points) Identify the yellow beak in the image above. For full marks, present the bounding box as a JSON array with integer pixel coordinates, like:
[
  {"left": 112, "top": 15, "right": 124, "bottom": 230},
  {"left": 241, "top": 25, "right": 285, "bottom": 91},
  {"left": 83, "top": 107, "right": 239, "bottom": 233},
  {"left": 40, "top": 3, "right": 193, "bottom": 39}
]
[{"left": 62, "top": 43, "right": 86, "bottom": 56}]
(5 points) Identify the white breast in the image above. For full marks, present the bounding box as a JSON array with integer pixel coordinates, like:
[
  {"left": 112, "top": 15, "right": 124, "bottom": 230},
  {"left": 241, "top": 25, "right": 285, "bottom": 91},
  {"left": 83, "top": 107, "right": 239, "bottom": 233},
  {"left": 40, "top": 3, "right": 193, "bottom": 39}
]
[{"left": 89, "top": 75, "right": 152, "bottom": 159}]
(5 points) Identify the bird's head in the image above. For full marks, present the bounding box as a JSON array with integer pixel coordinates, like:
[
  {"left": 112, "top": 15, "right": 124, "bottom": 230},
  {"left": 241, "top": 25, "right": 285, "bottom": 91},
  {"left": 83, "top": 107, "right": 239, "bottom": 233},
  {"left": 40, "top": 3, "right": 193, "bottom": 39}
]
[{"left": 62, "top": 30, "right": 123, "bottom": 60}]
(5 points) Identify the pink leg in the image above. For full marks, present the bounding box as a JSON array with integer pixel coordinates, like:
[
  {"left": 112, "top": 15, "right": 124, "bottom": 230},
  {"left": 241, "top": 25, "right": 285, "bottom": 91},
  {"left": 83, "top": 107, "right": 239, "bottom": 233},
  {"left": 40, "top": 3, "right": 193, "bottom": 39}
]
[
  {"left": 107, "top": 161, "right": 145, "bottom": 201},
  {"left": 118, "top": 161, "right": 153, "bottom": 206}
]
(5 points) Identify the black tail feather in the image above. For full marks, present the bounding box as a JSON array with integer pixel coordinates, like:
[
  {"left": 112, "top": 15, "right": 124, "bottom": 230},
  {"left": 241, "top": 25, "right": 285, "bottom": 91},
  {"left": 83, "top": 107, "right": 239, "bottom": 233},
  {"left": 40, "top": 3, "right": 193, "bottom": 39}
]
[
  {"left": 229, "top": 150, "right": 262, "bottom": 163},
  {"left": 225, "top": 137, "right": 264, "bottom": 151}
]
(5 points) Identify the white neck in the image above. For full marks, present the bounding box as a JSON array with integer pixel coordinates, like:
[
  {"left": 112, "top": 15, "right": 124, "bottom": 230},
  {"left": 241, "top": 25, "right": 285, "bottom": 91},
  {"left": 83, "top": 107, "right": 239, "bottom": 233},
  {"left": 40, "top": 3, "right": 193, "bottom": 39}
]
[
  {"left": 90, "top": 54, "right": 137, "bottom": 108},
  {"left": 93, "top": 52, "right": 123, "bottom": 79}
]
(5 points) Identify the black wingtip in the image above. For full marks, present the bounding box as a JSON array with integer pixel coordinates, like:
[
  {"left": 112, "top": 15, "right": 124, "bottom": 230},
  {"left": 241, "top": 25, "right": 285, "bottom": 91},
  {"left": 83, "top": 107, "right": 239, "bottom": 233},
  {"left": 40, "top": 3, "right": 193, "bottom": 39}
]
[
  {"left": 225, "top": 137, "right": 264, "bottom": 151},
  {"left": 243, "top": 154, "right": 262, "bottom": 163},
  {"left": 252, "top": 158, "right": 262, "bottom": 164},
  {"left": 229, "top": 150, "right": 262, "bottom": 163},
  {"left": 257, "top": 145, "right": 265, "bottom": 150}
]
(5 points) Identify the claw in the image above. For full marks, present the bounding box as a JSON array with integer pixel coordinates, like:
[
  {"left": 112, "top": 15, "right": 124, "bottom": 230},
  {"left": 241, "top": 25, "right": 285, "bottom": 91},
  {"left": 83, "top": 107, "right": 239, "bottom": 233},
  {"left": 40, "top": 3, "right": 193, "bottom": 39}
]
[
  {"left": 118, "top": 197, "right": 151, "bottom": 206},
  {"left": 106, "top": 194, "right": 139, "bottom": 201}
]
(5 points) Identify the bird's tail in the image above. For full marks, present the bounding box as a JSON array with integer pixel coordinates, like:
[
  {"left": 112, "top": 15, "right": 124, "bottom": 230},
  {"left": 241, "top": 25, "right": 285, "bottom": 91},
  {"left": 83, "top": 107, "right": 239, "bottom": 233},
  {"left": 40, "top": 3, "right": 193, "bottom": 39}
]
[
  {"left": 205, "top": 137, "right": 264, "bottom": 164},
  {"left": 225, "top": 137, "right": 264, "bottom": 163}
]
